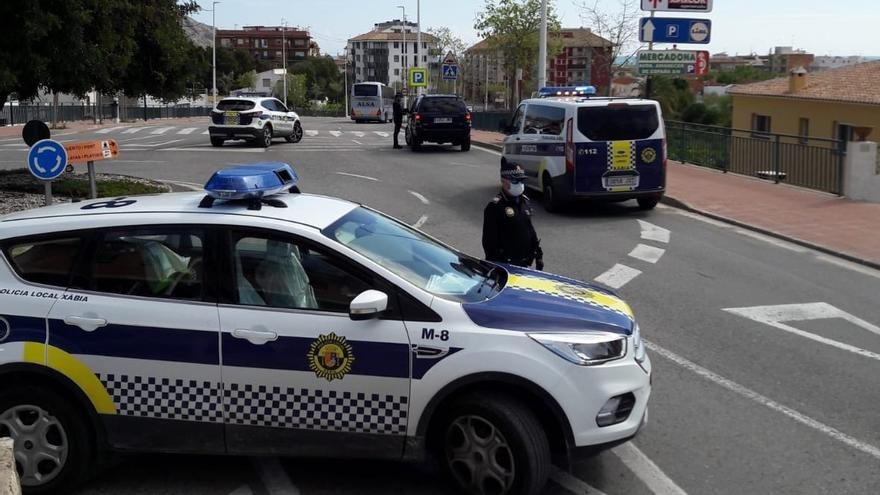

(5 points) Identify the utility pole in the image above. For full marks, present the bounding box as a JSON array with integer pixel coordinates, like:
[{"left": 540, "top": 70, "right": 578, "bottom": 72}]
[
  {"left": 484, "top": 55, "right": 489, "bottom": 111},
  {"left": 538, "top": 0, "right": 547, "bottom": 89},
  {"left": 398, "top": 6, "right": 406, "bottom": 95},
  {"left": 416, "top": 0, "right": 421, "bottom": 95},
  {"left": 282, "top": 18, "right": 288, "bottom": 107},
  {"left": 645, "top": 10, "right": 655, "bottom": 98},
  {"left": 212, "top": 1, "right": 220, "bottom": 104},
  {"left": 344, "top": 47, "right": 349, "bottom": 118}
]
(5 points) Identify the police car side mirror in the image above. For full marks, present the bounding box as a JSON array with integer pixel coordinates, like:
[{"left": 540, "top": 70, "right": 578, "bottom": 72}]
[{"left": 349, "top": 290, "right": 389, "bottom": 321}]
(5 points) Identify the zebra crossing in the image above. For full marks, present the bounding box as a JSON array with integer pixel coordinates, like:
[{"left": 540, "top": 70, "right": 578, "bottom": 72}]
[{"left": 91, "top": 125, "right": 395, "bottom": 140}]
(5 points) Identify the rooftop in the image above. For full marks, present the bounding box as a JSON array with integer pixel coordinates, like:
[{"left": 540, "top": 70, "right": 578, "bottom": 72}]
[
  {"left": 349, "top": 28, "right": 438, "bottom": 43},
  {"left": 467, "top": 28, "right": 612, "bottom": 52},
  {"left": 729, "top": 61, "right": 880, "bottom": 105}
]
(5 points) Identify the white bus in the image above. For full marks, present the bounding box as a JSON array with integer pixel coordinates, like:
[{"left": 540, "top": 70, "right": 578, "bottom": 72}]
[{"left": 351, "top": 82, "right": 395, "bottom": 123}]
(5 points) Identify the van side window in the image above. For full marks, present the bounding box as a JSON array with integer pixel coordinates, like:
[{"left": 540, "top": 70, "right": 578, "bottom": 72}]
[
  {"left": 510, "top": 104, "right": 526, "bottom": 133},
  {"left": 523, "top": 105, "right": 566, "bottom": 135},
  {"left": 4, "top": 237, "right": 83, "bottom": 287}
]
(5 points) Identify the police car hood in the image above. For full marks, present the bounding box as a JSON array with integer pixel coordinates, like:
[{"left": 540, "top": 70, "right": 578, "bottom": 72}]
[{"left": 462, "top": 265, "right": 635, "bottom": 335}]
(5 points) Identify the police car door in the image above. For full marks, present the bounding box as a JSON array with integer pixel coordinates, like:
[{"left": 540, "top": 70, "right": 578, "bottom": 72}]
[
  {"left": 218, "top": 227, "right": 411, "bottom": 457},
  {"left": 271, "top": 99, "right": 294, "bottom": 134},
  {"left": 502, "top": 103, "right": 527, "bottom": 170},
  {"left": 44, "top": 225, "right": 224, "bottom": 452}
]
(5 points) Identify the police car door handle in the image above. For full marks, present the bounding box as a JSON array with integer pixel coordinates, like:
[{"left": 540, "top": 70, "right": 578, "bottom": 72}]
[
  {"left": 64, "top": 316, "right": 107, "bottom": 332},
  {"left": 232, "top": 328, "right": 278, "bottom": 345}
]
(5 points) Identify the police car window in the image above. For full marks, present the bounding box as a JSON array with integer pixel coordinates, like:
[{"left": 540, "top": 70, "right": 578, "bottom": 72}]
[
  {"left": 233, "top": 235, "right": 371, "bottom": 313},
  {"left": 217, "top": 99, "right": 256, "bottom": 111},
  {"left": 577, "top": 104, "right": 659, "bottom": 141},
  {"left": 324, "top": 207, "right": 500, "bottom": 303},
  {"left": 274, "top": 100, "right": 289, "bottom": 113},
  {"left": 88, "top": 230, "right": 205, "bottom": 301},
  {"left": 4, "top": 237, "right": 83, "bottom": 287},
  {"left": 261, "top": 100, "right": 279, "bottom": 112},
  {"left": 523, "top": 104, "right": 565, "bottom": 135},
  {"left": 511, "top": 105, "right": 526, "bottom": 132}
]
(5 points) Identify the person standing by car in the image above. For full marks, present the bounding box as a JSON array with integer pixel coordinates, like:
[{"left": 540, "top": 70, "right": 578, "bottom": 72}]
[
  {"left": 482, "top": 163, "right": 544, "bottom": 269},
  {"left": 392, "top": 93, "right": 405, "bottom": 149}
]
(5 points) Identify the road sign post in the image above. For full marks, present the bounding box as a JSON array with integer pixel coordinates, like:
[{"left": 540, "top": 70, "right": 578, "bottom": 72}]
[
  {"left": 64, "top": 139, "right": 119, "bottom": 199},
  {"left": 641, "top": 0, "right": 713, "bottom": 12},
  {"left": 640, "top": 18, "right": 711, "bottom": 44}
]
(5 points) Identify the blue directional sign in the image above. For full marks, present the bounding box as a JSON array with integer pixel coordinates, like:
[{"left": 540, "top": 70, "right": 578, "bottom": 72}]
[
  {"left": 442, "top": 64, "right": 459, "bottom": 81},
  {"left": 27, "top": 139, "right": 68, "bottom": 181},
  {"left": 639, "top": 18, "right": 711, "bottom": 44}
]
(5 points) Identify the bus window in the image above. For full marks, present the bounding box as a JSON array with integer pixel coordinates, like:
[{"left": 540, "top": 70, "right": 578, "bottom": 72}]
[{"left": 353, "top": 84, "right": 379, "bottom": 97}]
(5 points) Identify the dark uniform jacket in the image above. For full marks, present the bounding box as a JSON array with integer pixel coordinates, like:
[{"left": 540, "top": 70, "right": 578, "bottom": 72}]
[
  {"left": 482, "top": 191, "right": 541, "bottom": 267},
  {"left": 392, "top": 99, "right": 404, "bottom": 124}
]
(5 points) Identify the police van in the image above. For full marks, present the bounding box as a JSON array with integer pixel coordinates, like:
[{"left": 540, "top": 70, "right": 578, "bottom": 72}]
[
  {"left": 0, "top": 163, "right": 651, "bottom": 495},
  {"left": 500, "top": 86, "right": 666, "bottom": 212}
]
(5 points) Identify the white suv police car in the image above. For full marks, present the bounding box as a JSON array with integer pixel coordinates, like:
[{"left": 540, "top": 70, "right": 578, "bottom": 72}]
[
  {"left": 0, "top": 163, "right": 651, "bottom": 495},
  {"left": 209, "top": 96, "right": 303, "bottom": 148}
]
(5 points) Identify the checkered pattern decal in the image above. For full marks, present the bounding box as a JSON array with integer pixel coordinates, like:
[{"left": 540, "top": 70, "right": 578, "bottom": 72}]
[
  {"left": 224, "top": 383, "right": 408, "bottom": 435},
  {"left": 98, "top": 374, "right": 224, "bottom": 423},
  {"left": 506, "top": 274, "right": 634, "bottom": 319}
]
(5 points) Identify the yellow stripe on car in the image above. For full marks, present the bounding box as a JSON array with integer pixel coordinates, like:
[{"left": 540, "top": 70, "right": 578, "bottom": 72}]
[
  {"left": 23, "top": 342, "right": 116, "bottom": 415},
  {"left": 507, "top": 274, "right": 634, "bottom": 319}
]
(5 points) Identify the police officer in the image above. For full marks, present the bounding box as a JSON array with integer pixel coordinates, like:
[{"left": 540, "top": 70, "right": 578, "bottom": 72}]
[
  {"left": 482, "top": 163, "right": 544, "bottom": 269},
  {"left": 392, "top": 93, "right": 405, "bottom": 149}
]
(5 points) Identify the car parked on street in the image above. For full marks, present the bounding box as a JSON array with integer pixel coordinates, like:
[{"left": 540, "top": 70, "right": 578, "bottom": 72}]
[
  {"left": 209, "top": 96, "right": 303, "bottom": 148},
  {"left": 405, "top": 95, "right": 472, "bottom": 151},
  {"left": 0, "top": 163, "right": 650, "bottom": 495}
]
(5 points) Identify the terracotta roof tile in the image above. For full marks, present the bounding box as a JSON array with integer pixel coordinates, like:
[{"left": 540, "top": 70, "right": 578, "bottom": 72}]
[{"left": 729, "top": 61, "right": 880, "bottom": 105}]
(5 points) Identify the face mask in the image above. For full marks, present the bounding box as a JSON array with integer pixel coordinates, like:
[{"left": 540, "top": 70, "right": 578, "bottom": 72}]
[{"left": 507, "top": 182, "right": 525, "bottom": 197}]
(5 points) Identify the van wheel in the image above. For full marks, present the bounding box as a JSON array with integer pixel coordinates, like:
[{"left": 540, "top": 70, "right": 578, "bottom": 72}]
[
  {"left": 0, "top": 385, "right": 94, "bottom": 494},
  {"left": 637, "top": 196, "right": 660, "bottom": 210},
  {"left": 439, "top": 393, "right": 550, "bottom": 495},
  {"left": 542, "top": 175, "right": 562, "bottom": 213}
]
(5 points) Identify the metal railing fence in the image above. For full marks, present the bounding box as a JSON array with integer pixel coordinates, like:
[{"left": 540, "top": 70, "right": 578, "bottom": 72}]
[{"left": 0, "top": 104, "right": 214, "bottom": 126}]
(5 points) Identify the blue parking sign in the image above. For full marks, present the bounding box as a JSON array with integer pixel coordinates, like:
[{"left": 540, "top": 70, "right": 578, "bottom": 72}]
[{"left": 27, "top": 139, "right": 68, "bottom": 181}]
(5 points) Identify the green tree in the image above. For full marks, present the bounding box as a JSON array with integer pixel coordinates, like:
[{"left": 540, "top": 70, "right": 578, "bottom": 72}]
[
  {"left": 289, "top": 56, "right": 344, "bottom": 103},
  {"left": 649, "top": 76, "right": 695, "bottom": 120},
  {"left": 428, "top": 27, "right": 467, "bottom": 94},
  {"left": 275, "top": 73, "right": 308, "bottom": 109},
  {"left": 713, "top": 66, "right": 776, "bottom": 85},
  {"left": 234, "top": 70, "right": 257, "bottom": 91}
]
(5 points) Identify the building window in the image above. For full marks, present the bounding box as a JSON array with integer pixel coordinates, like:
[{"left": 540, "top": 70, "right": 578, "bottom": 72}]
[
  {"left": 262, "top": 50, "right": 268, "bottom": 58},
  {"left": 220, "top": 38, "right": 231, "bottom": 47},
  {"left": 356, "top": 55, "right": 361, "bottom": 62},
  {"left": 262, "top": 78, "right": 271, "bottom": 88},
  {"left": 798, "top": 118, "right": 810, "bottom": 144},
  {"left": 237, "top": 38, "right": 244, "bottom": 45},
  {"left": 394, "top": 42, "right": 399, "bottom": 49},
  {"left": 295, "top": 51, "right": 305, "bottom": 58},
  {"left": 394, "top": 68, "right": 400, "bottom": 75},
  {"left": 294, "top": 39, "right": 305, "bottom": 47},
  {"left": 275, "top": 51, "right": 282, "bottom": 59},
  {"left": 751, "top": 114, "right": 772, "bottom": 136},
  {"left": 835, "top": 122, "right": 854, "bottom": 150},
  {"left": 355, "top": 42, "right": 360, "bottom": 48},
  {"left": 394, "top": 55, "right": 399, "bottom": 62}
]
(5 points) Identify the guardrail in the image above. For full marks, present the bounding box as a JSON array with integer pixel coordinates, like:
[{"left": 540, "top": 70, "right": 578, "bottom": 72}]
[{"left": 666, "top": 120, "right": 845, "bottom": 195}]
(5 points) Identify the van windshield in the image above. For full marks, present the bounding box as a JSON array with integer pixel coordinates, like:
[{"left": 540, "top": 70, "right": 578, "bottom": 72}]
[{"left": 577, "top": 104, "right": 659, "bottom": 141}]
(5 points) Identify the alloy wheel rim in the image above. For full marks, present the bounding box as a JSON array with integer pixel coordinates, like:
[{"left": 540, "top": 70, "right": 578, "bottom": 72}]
[
  {"left": 264, "top": 128, "right": 272, "bottom": 146},
  {"left": 445, "top": 414, "right": 515, "bottom": 495},
  {"left": 0, "top": 404, "right": 69, "bottom": 487},
  {"left": 294, "top": 123, "right": 303, "bottom": 140}
]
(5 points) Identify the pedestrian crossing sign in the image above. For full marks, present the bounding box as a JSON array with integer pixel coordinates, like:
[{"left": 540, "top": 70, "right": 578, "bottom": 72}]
[
  {"left": 408, "top": 67, "right": 428, "bottom": 87},
  {"left": 442, "top": 64, "right": 459, "bottom": 81}
]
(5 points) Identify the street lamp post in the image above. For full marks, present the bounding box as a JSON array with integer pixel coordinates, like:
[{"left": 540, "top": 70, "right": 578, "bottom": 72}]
[
  {"left": 212, "top": 1, "right": 220, "bottom": 104},
  {"left": 344, "top": 47, "right": 349, "bottom": 118},
  {"left": 282, "top": 18, "right": 288, "bottom": 107},
  {"left": 416, "top": 0, "right": 421, "bottom": 95},
  {"left": 538, "top": 0, "right": 547, "bottom": 89},
  {"left": 398, "top": 6, "right": 406, "bottom": 92}
]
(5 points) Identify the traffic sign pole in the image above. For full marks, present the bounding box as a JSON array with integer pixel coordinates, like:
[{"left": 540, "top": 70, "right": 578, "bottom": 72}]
[
  {"left": 44, "top": 182, "right": 52, "bottom": 207},
  {"left": 645, "top": 10, "right": 655, "bottom": 98},
  {"left": 88, "top": 161, "right": 97, "bottom": 199}
]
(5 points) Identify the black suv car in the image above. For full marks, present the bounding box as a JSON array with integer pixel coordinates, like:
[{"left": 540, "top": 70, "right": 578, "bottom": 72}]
[{"left": 405, "top": 95, "right": 471, "bottom": 151}]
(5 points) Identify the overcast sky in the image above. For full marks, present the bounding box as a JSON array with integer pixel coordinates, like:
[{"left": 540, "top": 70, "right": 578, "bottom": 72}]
[{"left": 191, "top": 0, "right": 879, "bottom": 57}]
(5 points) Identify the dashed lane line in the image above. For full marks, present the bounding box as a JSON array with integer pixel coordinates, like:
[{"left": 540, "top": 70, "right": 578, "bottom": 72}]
[
  {"left": 335, "top": 171, "right": 379, "bottom": 181},
  {"left": 351, "top": 131, "right": 365, "bottom": 137},
  {"left": 611, "top": 443, "right": 687, "bottom": 495},
  {"left": 150, "top": 126, "right": 176, "bottom": 135},
  {"left": 628, "top": 244, "right": 666, "bottom": 264},
  {"left": 550, "top": 467, "right": 609, "bottom": 495},
  {"left": 594, "top": 264, "right": 642, "bottom": 289},
  {"left": 329, "top": 130, "right": 342, "bottom": 137},
  {"left": 374, "top": 131, "right": 389, "bottom": 137},
  {"left": 252, "top": 457, "right": 300, "bottom": 495},
  {"left": 645, "top": 339, "right": 880, "bottom": 461},
  {"left": 157, "top": 147, "right": 265, "bottom": 153},
  {"left": 412, "top": 215, "right": 428, "bottom": 229},
  {"left": 352, "top": 139, "right": 363, "bottom": 145},
  {"left": 122, "top": 139, "right": 183, "bottom": 148},
  {"left": 408, "top": 191, "right": 430, "bottom": 205},
  {"left": 637, "top": 220, "right": 670, "bottom": 244}
]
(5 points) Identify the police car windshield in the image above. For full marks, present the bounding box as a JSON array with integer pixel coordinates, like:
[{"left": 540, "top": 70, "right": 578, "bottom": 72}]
[
  {"left": 324, "top": 207, "right": 500, "bottom": 303},
  {"left": 217, "top": 99, "right": 256, "bottom": 111},
  {"left": 577, "top": 104, "right": 659, "bottom": 141}
]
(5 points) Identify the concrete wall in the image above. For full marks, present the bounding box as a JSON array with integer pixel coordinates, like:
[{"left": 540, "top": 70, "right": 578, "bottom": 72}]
[
  {"left": 0, "top": 438, "right": 20, "bottom": 495},
  {"left": 732, "top": 95, "right": 880, "bottom": 141},
  {"left": 844, "top": 141, "right": 880, "bottom": 202}
]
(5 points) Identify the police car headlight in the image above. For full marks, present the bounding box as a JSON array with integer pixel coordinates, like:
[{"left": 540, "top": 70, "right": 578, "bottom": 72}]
[
  {"left": 529, "top": 333, "right": 626, "bottom": 366},
  {"left": 632, "top": 324, "right": 646, "bottom": 364}
]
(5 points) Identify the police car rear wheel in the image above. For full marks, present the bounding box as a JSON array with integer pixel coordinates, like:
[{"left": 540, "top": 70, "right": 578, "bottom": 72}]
[
  {"left": 441, "top": 394, "right": 550, "bottom": 495},
  {"left": 0, "top": 386, "right": 93, "bottom": 493}
]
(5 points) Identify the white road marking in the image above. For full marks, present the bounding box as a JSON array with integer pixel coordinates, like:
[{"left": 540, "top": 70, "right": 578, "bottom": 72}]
[
  {"left": 408, "top": 190, "right": 430, "bottom": 205},
  {"left": 157, "top": 147, "right": 265, "bottom": 153},
  {"left": 594, "top": 264, "right": 642, "bottom": 289},
  {"left": 121, "top": 127, "right": 146, "bottom": 134},
  {"left": 335, "top": 171, "right": 378, "bottom": 181},
  {"left": 816, "top": 255, "right": 880, "bottom": 280},
  {"left": 329, "top": 130, "right": 342, "bottom": 137},
  {"left": 374, "top": 131, "right": 389, "bottom": 137},
  {"left": 226, "top": 485, "right": 253, "bottom": 495},
  {"left": 96, "top": 126, "right": 126, "bottom": 134},
  {"left": 549, "top": 466, "right": 608, "bottom": 495},
  {"left": 628, "top": 244, "right": 666, "bottom": 264},
  {"left": 352, "top": 139, "right": 363, "bottom": 145},
  {"left": 124, "top": 139, "right": 183, "bottom": 148},
  {"left": 202, "top": 130, "right": 210, "bottom": 134},
  {"left": 150, "top": 126, "right": 176, "bottom": 135},
  {"left": 177, "top": 127, "right": 198, "bottom": 135},
  {"left": 117, "top": 134, "right": 160, "bottom": 143},
  {"left": 473, "top": 145, "right": 503, "bottom": 156},
  {"left": 252, "top": 457, "right": 300, "bottom": 495},
  {"left": 412, "top": 215, "right": 428, "bottom": 229},
  {"left": 611, "top": 443, "right": 687, "bottom": 495},
  {"left": 351, "top": 131, "right": 365, "bottom": 137},
  {"left": 646, "top": 339, "right": 880, "bottom": 461},
  {"left": 305, "top": 130, "right": 319, "bottom": 136},
  {"left": 637, "top": 220, "right": 670, "bottom": 244},
  {"left": 724, "top": 303, "right": 880, "bottom": 362},
  {"left": 671, "top": 209, "right": 733, "bottom": 229},
  {"left": 162, "top": 179, "right": 202, "bottom": 191},
  {"left": 450, "top": 161, "right": 480, "bottom": 168},
  {"left": 734, "top": 229, "right": 808, "bottom": 253}
]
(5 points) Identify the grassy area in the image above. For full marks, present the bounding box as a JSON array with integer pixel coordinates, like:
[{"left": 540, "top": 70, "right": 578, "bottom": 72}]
[{"left": 0, "top": 168, "right": 168, "bottom": 198}]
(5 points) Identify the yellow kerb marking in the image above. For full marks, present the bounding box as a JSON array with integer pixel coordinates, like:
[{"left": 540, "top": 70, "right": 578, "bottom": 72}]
[
  {"left": 508, "top": 275, "right": 634, "bottom": 318},
  {"left": 23, "top": 342, "right": 116, "bottom": 414}
]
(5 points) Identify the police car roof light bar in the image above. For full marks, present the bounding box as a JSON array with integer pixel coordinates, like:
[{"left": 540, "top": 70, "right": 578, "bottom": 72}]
[
  {"left": 538, "top": 86, "right": 597, "bottom": 98},
  {"left": 201, "top": 162, "right": 299, "bottom": 210}
]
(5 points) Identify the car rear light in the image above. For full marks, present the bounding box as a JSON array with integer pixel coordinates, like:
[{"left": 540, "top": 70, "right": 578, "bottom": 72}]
[
  {"left": 662, "top": 139, "right": 668, "bottom": 172},
  {"left": 376, "top": 109, "right": 382, "bottom": 116},
  {"left": 565, "top": 117, "right": 575, "bottom": 174},
  {"left": 414, "top": 113, "right": 421, "bottom": 122},
  {"left": 464, "top": 113, "right": 472, "bottom": 122}
]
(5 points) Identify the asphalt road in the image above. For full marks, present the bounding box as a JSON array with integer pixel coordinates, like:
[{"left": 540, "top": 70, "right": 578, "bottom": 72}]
[{"left": 3, "top": 117, "right": 879, "bottom": 495}]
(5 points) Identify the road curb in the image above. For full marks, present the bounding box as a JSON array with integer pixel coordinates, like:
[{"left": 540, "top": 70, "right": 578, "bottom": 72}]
[
  {"left": 660, "top": 194, "right": 880, "bottom": 271},
  {"left": 0, "top": 438, "right": 20, "bottom": 495},
  {"left": 471, "top": 139, "right": 502, "bottom": 152}
]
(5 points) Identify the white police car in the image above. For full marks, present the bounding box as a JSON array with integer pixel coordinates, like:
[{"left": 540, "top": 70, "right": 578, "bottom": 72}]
[
  {"left": 0, "top": 163, "right": 650, "bottom": 495},
  {"left": 210, "top": 96, "right": 303, "bottom": 148},
  {"left": 500, "top": 86, "right": 667, "bottom": 212}
]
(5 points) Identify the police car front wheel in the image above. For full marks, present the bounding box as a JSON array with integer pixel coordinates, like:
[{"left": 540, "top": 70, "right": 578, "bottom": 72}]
[
  {"left": 259, "top": 126, "right": 273, "bottom": 148},
  {"left": 440, "top": 393, "right": 550, "bottom": 495},
  {"left": 0, "top": 385, "right": 94, "bottom": 493}
]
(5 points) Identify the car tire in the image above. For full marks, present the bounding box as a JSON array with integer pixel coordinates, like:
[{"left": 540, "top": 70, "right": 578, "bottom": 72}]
[
  {"left": 411, "top": 137, "right": 422, "bottom": 151},
  {"left": 210, "top": 137, "right": 224, "bottom": 147},
  {"left": 637, "top": 196, "right": 660, "bottom": 210},
  {"left": 259, "top": 126, "right": 272, "bottom": 148},
  {"left": 439, "top": 392, "right": 550, "bottom": 495},
  {"left": 0, "top": 384, "right": 95, "bottom": 494},
  {"left": 286, "top": 122, "right": 303, "bottom": 143},
  {"left": 461, "top": 138, "right": 471, "bottom": 152},
  {"left": 542, "top": 174, "right": 562, "bottom": 213}
]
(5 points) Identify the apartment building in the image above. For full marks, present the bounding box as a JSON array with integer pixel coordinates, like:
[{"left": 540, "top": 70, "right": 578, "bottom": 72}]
[
  {"left": 216, "top": 25, "right": 315, "bottom": 63},
  {"left": 347, "top": 20, "right": 439, "bottom": 88}
]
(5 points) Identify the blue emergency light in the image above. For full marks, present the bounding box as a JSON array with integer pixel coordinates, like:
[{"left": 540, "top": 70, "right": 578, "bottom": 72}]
[
  {"left": 201, "top": 162, "right": 299, "bottom": 210},
  {"left": 538, "top": 86, "right": 597, "bottom": 98}
]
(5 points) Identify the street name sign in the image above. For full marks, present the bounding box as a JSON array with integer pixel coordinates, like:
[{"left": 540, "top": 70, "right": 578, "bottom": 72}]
[
  {"left": 65, "top": 139, "right": 119, "bottom": 164},
  {"left": 638, "top": 50, "right": 709, "bottom": 76},
  {"left": 641, "top": 0, "right": 713, "bottom": 12},
  {"left": 640, "top": 18, "right": 711, "bottom": 44},
  {"left": 408, "top": 67, "right": 428, "bottom": 87},
  {"left": 442, "top": 64, "right": 459, "bottom": 81},
  {"left": 27, "top": 139, "right": 67, "bottom": 181}
]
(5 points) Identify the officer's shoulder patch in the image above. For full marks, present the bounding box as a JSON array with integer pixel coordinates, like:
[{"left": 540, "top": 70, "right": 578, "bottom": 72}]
[{"left": 491, "top": 195, "right": 502, "bottom": 204}]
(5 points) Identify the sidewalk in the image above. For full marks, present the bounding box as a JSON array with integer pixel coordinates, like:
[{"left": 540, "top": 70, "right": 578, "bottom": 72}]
[
  {"left": 0, "top": 116, "right": 207, "bottom": 138},
  {"left": 471, "top": 130, "right": 880, "bottom": 269}
]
